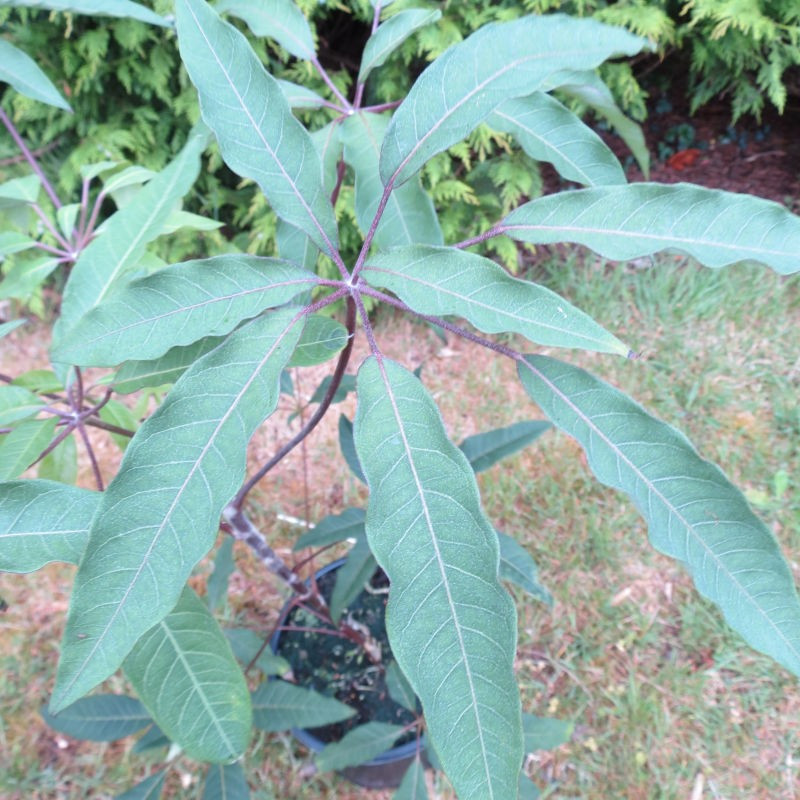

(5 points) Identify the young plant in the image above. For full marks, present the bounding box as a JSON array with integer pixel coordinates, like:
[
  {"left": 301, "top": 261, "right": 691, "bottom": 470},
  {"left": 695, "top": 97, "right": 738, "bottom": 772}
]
[{"left": 2, "top": 1, "right": 800, "bottom": 798}]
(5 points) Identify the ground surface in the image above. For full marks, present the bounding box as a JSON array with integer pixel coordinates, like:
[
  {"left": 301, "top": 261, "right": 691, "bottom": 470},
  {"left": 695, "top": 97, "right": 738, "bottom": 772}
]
[{"left": 619, "top": 78, "right": 800, "bottom": 205}]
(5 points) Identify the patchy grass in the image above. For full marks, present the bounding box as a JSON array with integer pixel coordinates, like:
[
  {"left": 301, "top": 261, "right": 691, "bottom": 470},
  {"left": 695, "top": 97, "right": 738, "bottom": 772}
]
[{"left": 1, "top": 252, "right": 798, "bottom": 798}]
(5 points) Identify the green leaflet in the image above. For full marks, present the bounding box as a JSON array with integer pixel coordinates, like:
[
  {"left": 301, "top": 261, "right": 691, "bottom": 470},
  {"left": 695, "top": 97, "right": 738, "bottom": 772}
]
[
  {"left": 53, "top": 255, "right": 318, "bottom": 366},
  {"left": 112, "top": 336, "right": 228, "bottom": 394},
  {"left": 0, "top": 40, "right": 71, "bottom": 110},
  {"left": 293, "top": 507, "right": 366, "bottom": 550},
  {"left": 0, "top": 417, "right": 57, "bottom": 481},
  {"left": 354, "top": 357, "right": 522, "bottom": 800},
  {"left": 502, "top": 183, "right": 800, "bottom": 275},
  {"left": 215, "top": 0, "right": 315, "bottom": 60},
  {"left": 363, "top": 245, "right": 629, "bottom": 355},
  {"left": 497, "top": 532, "right": 552, "bottom": 606},
  {"left": 329, "top": 535, "right": 377, "bottom": 623},
  {"left": 522, "top": 712, "right": 573, "bottom": 752},
  {"left": 358, "top": 9, "right": 442, "bottom": 84},
  {"left": 41, "top": 695, "right": 151, "bottom": 741},
  {"left": 546, "top": 69, "right": 650, "bottom": 177},
  {"left": 341, "top": 113, "right": 442, "bottom": 249},
  {"left": 0, "top": 232, "right": 37, "bottom": 257},
  {"left": 287, "top": 314, "right": 348, "bottom": 367},
  {"left": 488, "top": 93, "right": 626, "bottom": 186},
  {"left": 0, "top": 480, "right": 97, "bottom": 572},
  {"left": 459, "top": 420, "right": 552, "bottom": 473},
  {"left": 0, "top": 257, "right": 59, "bottom": 302},
  {"left": 277, "top": 79, "right": 326, "bottom": 109},
  {"left": 379, "top": 15, "right": 647, "bottom": 185},
  {"left": 123, "top": 586, "right": 252, "bottom": 762},
  {"left": 518, "top": 355, "right": 800, "bottom": 678},
  {"left": 316, "top": 721, "right": 405, "bottom": 772},
  {"left": 51, "top": 310, "right": 304, "bottom": 712},
  {"left": 251, "top": 680, "right": 355, "bottom": 732},
  {"left": 203, "top": 762, "right": 250, "bottom": 800},
  {"left": 176, "top": 0, "right": 338, "bottom": 256},
  {"left": 0, "top": 174, "right": 40, "bottom": 207},
  {"left": 0, "top": 0, "right": 170, "bottom": 26},
  {"left": 393, "top": 756, "right": 428, "bottom": 800},
  {"left": 0, "top": 385, "right": 45, "bottom": 426},
  {"left": 55, "top": 130, "right": 207, "bottom": 343},
  {"left": 115, "top": 769, "right": 167, "bottom": 800}
]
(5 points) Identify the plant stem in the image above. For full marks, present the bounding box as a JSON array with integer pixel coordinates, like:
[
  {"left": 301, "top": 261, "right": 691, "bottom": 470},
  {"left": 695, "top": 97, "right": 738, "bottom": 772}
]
[
  {"left": 75, "top": 189, "right": 107, "bottom": 249},
  {"left": 75, "top": 421, "right": 104, "bottom": 491},
  {"left": 310, "top": 56, "right": 351, "bottom": 110},
  {"left": 28, "top": 421, "right": 75, "bottom": 468},
  {"left": 0, "top": 106, "right": 62, "bottom": 210},
  {"left": 32, "top": 241, "right": 68, "bottom": 257},
  {"left": 360, "top": 100, "right": 402, "bottom": 114},
  {"left": 352, "top": 290, "right": 382, "bottom": 360},
  {"left": 453, "top": 224, "right": 505, "bottom": 250},
  {"left": 350, "top": 178, "right": 396, "bottom": 282},
  {"left": 231, "top": 296, "right": 357, "bottom": 509},
  {"left": 31, "top": 203, "right": 72, "bottom": 252},
  {"left": 76, "top": 177, "right": 91, "bottom": 244},
  {"left": 0, "top": 138, "right": 60, "bottom": 167},
  {"left": 222, "top": 506, "right": 316, "bottom": 601}
]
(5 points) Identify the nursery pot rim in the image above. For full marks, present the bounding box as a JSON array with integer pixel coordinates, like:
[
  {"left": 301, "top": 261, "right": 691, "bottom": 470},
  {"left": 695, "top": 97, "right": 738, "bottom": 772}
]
[{"left": 270, "top": 557, "right": 427, "bottom": 787}]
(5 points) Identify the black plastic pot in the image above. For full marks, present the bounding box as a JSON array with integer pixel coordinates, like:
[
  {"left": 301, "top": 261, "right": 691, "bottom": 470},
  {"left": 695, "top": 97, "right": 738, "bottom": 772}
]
[{"left": 270, "top": 558, "right": 427, "bottom": 789}]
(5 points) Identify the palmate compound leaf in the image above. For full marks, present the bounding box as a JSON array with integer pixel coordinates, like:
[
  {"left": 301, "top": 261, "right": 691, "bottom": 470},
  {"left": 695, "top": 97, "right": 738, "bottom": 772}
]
[
  {"left": 354, "top": 358, "right": 522, "bottom": 800},
  {"left": 176, "top": 0, "right": 339, "bottom": 257},
  {"left": 362, "top": 246, "right": 629, "bottom": 356},
  {"left": 123, "top": 586, "right": 252, "bottom": 762},
  {"left": 52, "top": 255, "right": 318, "bottom": 366},
  {"left": 0, "top": 0, "right": 170, "bottom": 26},
  {"left": 502, "top": 183, "right": 800, "bottom": 275},
  {"left": 341, "top": 113, "right": 443, "bottom": 249},
  {"left": 0, "top": 40, "right": 71, "bottom": 110},
  {"left": 54, "top": 129, "right": 207, "bottom": 344},
  {"left": 379, "top": 15, "right": 648, "bottom": 186},
  {"left": 518, "top": 355, "right": 800, "bottom": 677},
  {"left": 0, "top": 480, "right": 97, "bottom": 572},
  {"left": 50, "top": 309, "right": 305, "bottom": 712},
  {"left": 488, "top": 93, "right": 626, "bottom": 187}
]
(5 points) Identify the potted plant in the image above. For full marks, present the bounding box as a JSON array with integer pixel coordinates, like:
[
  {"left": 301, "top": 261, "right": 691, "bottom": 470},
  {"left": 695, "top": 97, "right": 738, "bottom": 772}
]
[{"left": 2, "top": 0, "right": 799, "bottom": 798}]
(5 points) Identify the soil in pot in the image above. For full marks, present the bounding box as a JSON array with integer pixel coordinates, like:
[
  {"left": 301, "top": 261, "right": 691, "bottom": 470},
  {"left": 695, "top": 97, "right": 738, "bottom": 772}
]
[{"left": 274, "top": 563, "right": 419, "bottom": 747}]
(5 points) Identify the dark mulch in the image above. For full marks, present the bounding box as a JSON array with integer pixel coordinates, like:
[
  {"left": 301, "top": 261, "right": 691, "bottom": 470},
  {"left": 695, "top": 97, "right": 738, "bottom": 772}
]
[{"left": 605, "top": 76, "right": 800, "bottom": 205}]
